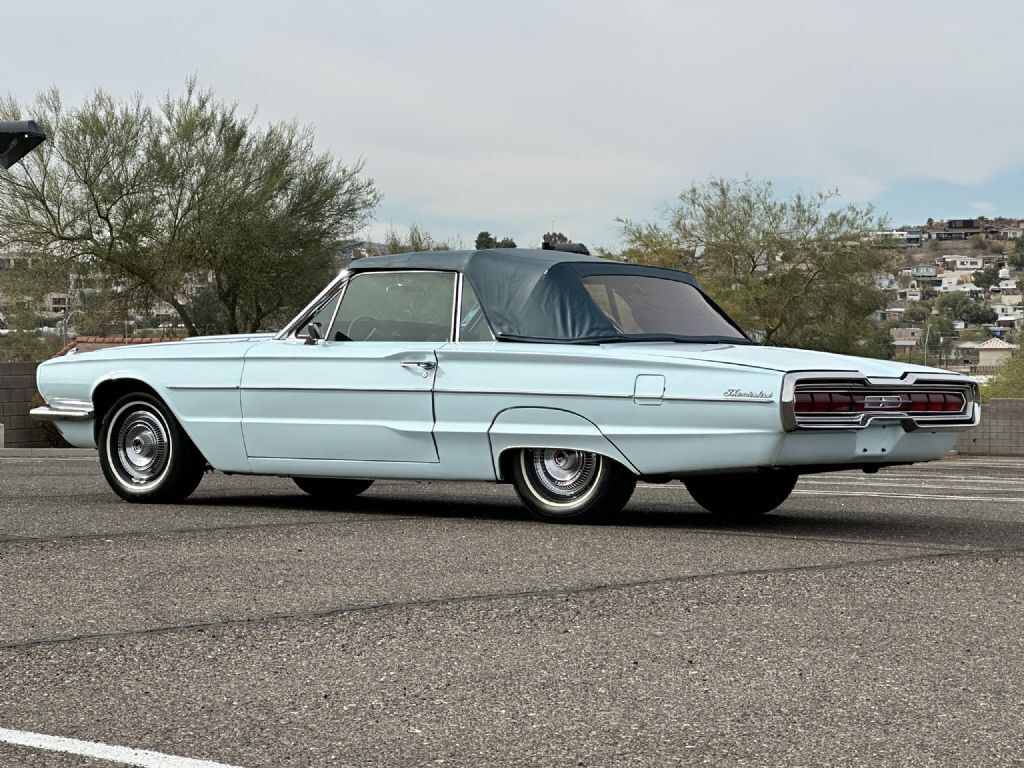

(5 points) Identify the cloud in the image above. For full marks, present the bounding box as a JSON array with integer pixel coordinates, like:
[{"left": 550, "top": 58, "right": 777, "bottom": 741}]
[{"left": 4, "top": 0, "right": 1024, "bottom": 247}]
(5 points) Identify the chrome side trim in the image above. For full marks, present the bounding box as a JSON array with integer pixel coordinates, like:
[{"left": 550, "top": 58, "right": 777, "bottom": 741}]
[
  {"left": 780, "top": 371, "right": 980, "bottom": 432},
  {"left": 167, "top": 385, "right": 240, "bottom": 391},
  {"left": 241, "top": 385, "right": 430, "bottom": 393},
  {"left": 434, "top": 388, "right": 776, "bottom": 404},
  {"left": 277, "top": 270, "right": 350, "bottom": 340},
  {"left": 453, "top": 272, "right": 464, "bottom": 343}
]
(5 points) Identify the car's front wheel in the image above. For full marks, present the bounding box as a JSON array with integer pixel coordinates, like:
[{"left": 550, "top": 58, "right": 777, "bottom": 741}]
[
  {"left": 683, "top": 470, "right": 798, "bottom": 519},
  {"left": 293, "top": 477, "right": 374, "bottom": 502},
  {"left": 99, "top": 392, "right": 206, "bottom": 503},
  {"left": 511, "top": 448, "right": 636, "bottom": 523}
]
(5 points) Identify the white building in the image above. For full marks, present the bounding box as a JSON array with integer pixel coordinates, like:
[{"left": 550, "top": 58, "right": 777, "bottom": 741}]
[{"left": 940, "top": 255, "right": 983, "bottom": 271}]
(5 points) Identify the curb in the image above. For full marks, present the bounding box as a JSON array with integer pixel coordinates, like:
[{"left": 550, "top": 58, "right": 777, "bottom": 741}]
[{"left": 0, "top": 448, "right": 96, "bottom": 458}]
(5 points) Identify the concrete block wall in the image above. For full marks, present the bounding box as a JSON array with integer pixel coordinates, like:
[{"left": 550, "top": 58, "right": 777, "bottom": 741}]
[
  {"left": 955, "top": 399, "right": 1024, "bottom": 457},
  {"left": 1, "top": 340, "right": 172, "bottom": 449},
  {"left": 0, "top": 361, "right": 48, "bottom": 448}
]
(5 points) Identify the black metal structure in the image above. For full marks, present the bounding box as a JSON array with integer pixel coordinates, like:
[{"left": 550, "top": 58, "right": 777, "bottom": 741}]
[{"left": 0, "top": 120, "right": 46, "bottom": 169}]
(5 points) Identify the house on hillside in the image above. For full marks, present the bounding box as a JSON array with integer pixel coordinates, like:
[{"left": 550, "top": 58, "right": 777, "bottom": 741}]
[
  {"left": 926, "top": 219, "right": 983, "bottom": 241},
  {"left": 873, "top": 273, "right": 898, "bottom": 290},
  {"left": 997, "top": 292, "right": 1022, "bottom": 307},
  {"left": 939, "top": 255, "right": 983, "bottom": 271},
  {"left": 976, "top": 337, "right": 1017, "bottom": 372},
  {"left": 890, "top": 326, "right": 922, "bottom": 359},
  {"left": 898, "top": 287, "right": 923, "bottom": 302},
  {"left": 907, "top": 264, "right": 938, "bottom": 278},
  {"left": 939, "top": 275, "right": 960, "bottom": 292},
  {"left": 872, "top": 230, "right": 924, "bottom": 247}
]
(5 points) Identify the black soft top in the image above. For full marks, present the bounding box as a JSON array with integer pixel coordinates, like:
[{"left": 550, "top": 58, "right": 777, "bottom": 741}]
[
  {"left": 0, "top": 120, "right": 46, "bottom": 170},
  {"left": 348, "top": 248, "right": 716, "bottom": 343}
]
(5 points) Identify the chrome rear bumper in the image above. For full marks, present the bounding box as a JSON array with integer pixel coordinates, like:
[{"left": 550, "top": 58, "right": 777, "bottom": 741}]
[{"left": 30, "top": 399, "right": 94, "bottom": 422}]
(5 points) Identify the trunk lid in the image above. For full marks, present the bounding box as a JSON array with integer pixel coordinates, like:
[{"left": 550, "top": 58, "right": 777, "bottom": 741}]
[{"left": 610, "top": 342, "right": 960, "bottom": 379}]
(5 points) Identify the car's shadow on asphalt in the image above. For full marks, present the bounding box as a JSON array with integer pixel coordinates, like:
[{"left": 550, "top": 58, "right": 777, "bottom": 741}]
[
  {"left": 187, "top": 490, "right": 1024, "bottom": 551},
  {"left": 191, "top": 491, "right": 534, "bottom": 523}
]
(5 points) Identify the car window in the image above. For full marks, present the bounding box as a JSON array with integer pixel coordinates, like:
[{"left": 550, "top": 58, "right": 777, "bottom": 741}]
[
  {"left": 459, "top": 280, "right": 494, "bottom": 341},
  {"left": 296, "top": 293, "right": 341, "bottom": 338},
  {"left": 582, "top": 275, "right": 746, "bottom": 339},
  {"left": 329, "top": 271, "right": 456, "bottom": 342}
]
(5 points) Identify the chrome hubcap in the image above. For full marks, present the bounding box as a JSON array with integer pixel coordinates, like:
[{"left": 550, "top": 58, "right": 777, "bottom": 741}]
[
  {"left": 115, "top": 409, "right": 170, "bottom": 485},
  {"left": 531, "top": 448, "right": 598, "bottom": 499}
]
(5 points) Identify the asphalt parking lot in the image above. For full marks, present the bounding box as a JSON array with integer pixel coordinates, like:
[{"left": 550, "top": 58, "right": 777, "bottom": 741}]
[{"left": 1, "top": 456, "right": 1023, "bottom": 767}]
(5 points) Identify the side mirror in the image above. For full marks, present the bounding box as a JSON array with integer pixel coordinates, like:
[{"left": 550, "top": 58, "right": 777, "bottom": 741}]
[{"left": 304, "top": 322, "right": 323, "bottom": 346}]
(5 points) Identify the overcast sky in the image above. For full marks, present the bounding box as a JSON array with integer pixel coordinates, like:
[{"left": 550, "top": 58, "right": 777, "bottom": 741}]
[{"left": 5, "top": 0, "right": 1023, "bottom": 249}]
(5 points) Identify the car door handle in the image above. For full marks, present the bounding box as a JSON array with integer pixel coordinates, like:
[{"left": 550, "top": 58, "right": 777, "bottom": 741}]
[{"left": 400, "top": 360, "right": 436, "bottom": 377}]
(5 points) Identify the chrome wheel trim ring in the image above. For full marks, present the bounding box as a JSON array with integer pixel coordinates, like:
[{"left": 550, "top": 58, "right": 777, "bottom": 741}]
[
  {"left": 107, "top": 402, "right": 173, "bottom": 491},
  {"left": 523, "top": 448, "right": 603, "bottom": 509}
]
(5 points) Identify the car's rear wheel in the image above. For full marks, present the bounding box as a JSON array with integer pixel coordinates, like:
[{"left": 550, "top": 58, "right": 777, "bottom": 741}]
[
  {"left": 99, "top": 392, "right": 206, "bottom": 503},
  {"left": 293, "top": 477, "right": 374, "bottom": 501},
  {"left": 511, "top": 448, "right": 636, "bottom": 523},
  {"left": 683, "top": 470, "right": 798, "bottom": 519}
]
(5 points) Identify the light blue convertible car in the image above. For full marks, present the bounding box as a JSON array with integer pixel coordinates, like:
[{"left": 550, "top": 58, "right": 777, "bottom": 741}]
[{"left": 33, "top": 248, "right": 980, "bottom": 522}]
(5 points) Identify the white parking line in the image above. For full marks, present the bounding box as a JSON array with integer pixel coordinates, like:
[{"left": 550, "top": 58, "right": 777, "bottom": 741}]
[
  {"left": 799, "top": 478, "right": 1024, "bottom": 489},
  {"left": 791, "top": 489, "right": 1024, "bottom": 503},
  {"left": 0, "top": 727, "right": 245, "bottom": 768},
  {"left": 946, "top": 457, "right": 1024, "bottom": 465},
  {"left": 640, "top": 477, "right": 1024, "bottom": 504}
]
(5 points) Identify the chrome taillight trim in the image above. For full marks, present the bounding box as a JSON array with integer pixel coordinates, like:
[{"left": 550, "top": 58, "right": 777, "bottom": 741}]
[{"left": 781, "top": 371, "right": 980, "bottom": 432}]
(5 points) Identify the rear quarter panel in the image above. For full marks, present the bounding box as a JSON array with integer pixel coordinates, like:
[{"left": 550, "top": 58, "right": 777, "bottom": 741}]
[{"left": 434, "top": 343, "right": 785, "bottom": 476}]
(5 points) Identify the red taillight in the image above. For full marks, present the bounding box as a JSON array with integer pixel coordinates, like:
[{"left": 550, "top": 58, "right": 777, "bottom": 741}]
[
  {"left": 910, "top": 392, "right": 963, "bottom": 412},
  {"left": 794, "top": 392, "right": 864, "bottom": 413},
  {"left": 795, "top": 390, "right": 965, "bottom": 415},
  {"left": 933, "top": 393, "right": 964, "bottom": 412}
]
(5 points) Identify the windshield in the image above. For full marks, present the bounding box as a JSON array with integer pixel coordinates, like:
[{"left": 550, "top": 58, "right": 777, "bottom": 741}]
[{"left": 581, "top": 275, "right": 748, "bottom": 342}]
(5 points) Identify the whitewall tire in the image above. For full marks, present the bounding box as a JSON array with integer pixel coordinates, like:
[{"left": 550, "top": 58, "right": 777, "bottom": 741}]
[
  {"left": 511, "top": 448, "right": 636, "bottom": 523},
  {"left": 98, "top": 392, "right": 205, "bottom": 503}
]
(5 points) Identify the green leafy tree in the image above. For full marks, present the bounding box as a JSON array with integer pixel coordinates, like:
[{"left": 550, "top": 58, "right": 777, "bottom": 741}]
[
  {"left": 0, "top": 81, "right": 381, "bottom": 335},
  {"left": 984, "top": 350, "right": 1024, "bottom": 399},
  {"left": 542, "top": 232, "right": 569, "bottom": 246},
  {"left": 902, "top": 301, "right": 932, "bottom": 323},
  {"left": 617, "top": 177, "right": 895, "bottom": 354},
  {"left": 935, "top": 292, "right": 977, "bottom": 322},
  {"left": 475, "top": 231, "right": 497, "bottom": 250},
  {"left": 959, "top": 327, "right": 992, "bottom": 342},
  {"left": 971, "top": 266, "right": 1001, "bottom": 291},
  {"left": 475, "top": 231, "right": 516, "bottom": 249},
  {"left": 1008, "top": 249, "right": 1024, "bottom": 270},
  {"left": 962, "top": 303, "right": 997, "bottom": 325},
  {"left": 0, "top": 332, "right": 62, "bottom": 363},
  {"left": 384, "top": 224, "right": 459, "bottom": 254}
]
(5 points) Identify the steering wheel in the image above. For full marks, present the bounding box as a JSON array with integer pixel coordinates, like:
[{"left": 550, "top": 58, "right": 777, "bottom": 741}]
[{"left": 346, "top": 315, "right": 377, "bottom": 341}]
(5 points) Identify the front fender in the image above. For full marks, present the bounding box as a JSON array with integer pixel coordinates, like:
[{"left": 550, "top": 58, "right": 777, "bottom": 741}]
[
  {"left": 487, "top": 407, "right": 639, "bottom": 480},
  {"left": 37, "top": 352, "right": 251, "bottom": 472}
]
